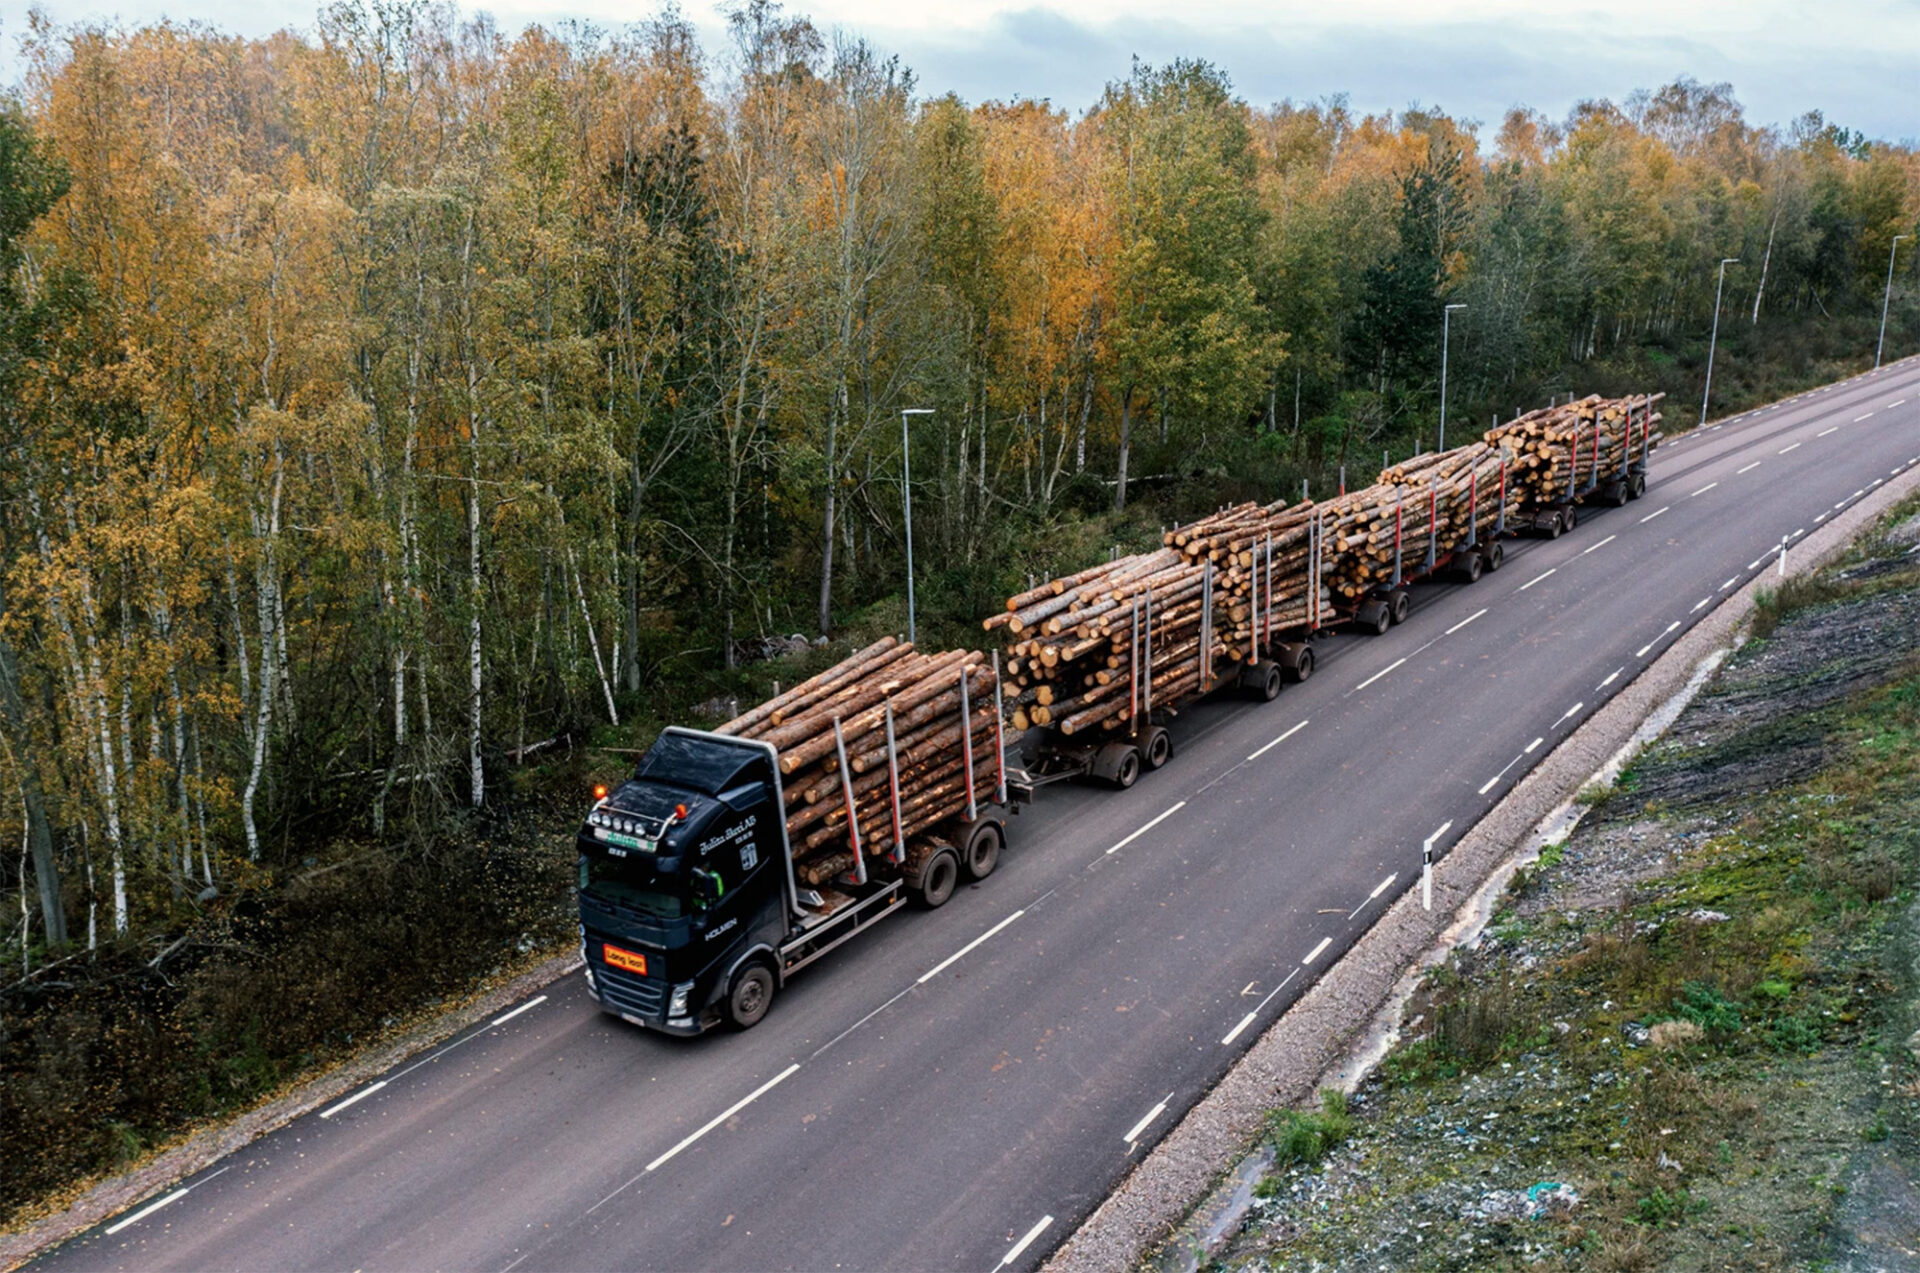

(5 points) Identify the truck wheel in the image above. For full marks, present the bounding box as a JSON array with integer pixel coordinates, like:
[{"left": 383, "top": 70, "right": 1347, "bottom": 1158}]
[
  {"left": 1387, "top": 590, "right": 1411, "bottom": 625},
  {"left": 1457, "top": 552, "right": 1483, "bottom": 584},
  {"left": 1541, "top": 513, "right": 1562, "bottom": 540},
  {"left": 1356, "top": 599, "right": 1391, "bottom": 635},
  {"left": 962, "top": 819, "right": 1003, "bottom": 881},
  {"left": 1281, "top": 643, "right": 1314, "bottom": 682},
  {"left": 915, "top": 847, "right": 960, "bottom": 908},
  {"left": 1629, "top": 473, "right": 1646, "bottom": 500},
  {"left": 1112, "top": 748, "right": 1141, "bottom": 790},
  {"left": 1259, "top": 663, "right": 1283, "bottom": 701},
  {"left": 1141, "top": 727, "right": 1173, "bottom": 770},
  {"left": 726, "top": 963, "right": 775, "bottom": 1030},
  {"left": 1482, "top": 542, "right": 1504, "bottom": 572},
  {"left": 1562, "top": 506, "right": 1579, "bottom": 533}
]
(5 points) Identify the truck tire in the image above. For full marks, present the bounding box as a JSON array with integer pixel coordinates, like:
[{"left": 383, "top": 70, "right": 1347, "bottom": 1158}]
[
  {"left": 915, "top": 847, "right": 960, "bottom": 908},
  {"left": 1280, "top": 643, "right": 1314, "bottom": 682},
  {"left": 726, "top": 963, "right": 775, "bottom": 1030},
  {"left": 1112, "top": 748, "right": 1141, "bottom": 789},
  {"left": 1482, "top": 541, "right": 1504, "bottom": 572},
  {"left": 963, "top": 818, "right": 1003, "bottom": 881},
  {"left": 1387, "top": 590, "right": 1411, "bottom": 625},
  {"left": 1562, "top": 505, "right": 1579, "bottom": 533},
  {"left": 1239, "top": 660, "right": 1281, "bottom": 702},
  {"left": 1141, "top": 726, "right": 1173, "bottom": 770},
  {"left": 1629, "top": 472, "right": 1646, "bottom": 500},
  {"left": 1541, "top": 513, "right": 1562, "bottom": 539},
  {"left": 1356, "top": 599, "right": 1391, "bottom": 635},
  {"left": 1456, "top": 551, "right": 1483, "bottom": 584}
]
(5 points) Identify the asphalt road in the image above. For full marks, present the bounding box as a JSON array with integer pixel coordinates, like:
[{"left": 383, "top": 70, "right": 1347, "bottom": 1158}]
[{"left": 34, "top": 358, "right": 1920, "bottom": 1273}]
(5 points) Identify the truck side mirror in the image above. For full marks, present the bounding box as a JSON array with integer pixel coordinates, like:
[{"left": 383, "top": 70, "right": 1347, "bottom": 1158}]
[{"left": 691, "top": 869, "right": 723, "bottom": 907}]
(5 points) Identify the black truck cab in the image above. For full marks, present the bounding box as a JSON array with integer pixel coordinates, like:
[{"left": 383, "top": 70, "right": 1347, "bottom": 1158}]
[{"left": 578, "top": 730, "right": 794, "bottom": 1035}]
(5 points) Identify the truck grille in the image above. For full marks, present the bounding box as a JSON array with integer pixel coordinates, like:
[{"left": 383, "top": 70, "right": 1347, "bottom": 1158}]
[{"left": 594, "top": 960, "right": 666, "bottom": 1019}]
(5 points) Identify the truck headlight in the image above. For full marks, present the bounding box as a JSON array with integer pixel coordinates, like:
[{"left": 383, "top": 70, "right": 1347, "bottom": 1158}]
[{"left": 669, "top": 981, "right": 694, "bottom": 1019}]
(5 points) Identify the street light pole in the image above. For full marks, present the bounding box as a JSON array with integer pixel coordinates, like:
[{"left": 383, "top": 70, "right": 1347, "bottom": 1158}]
[
  {"left": 1700, "top": 257, "right": 1738, "bottom": 427},
  {"left": 1439, "top": 303, "right": 1466, "bottom": 452},
  {"left": 900, "top": 408, "right": 933, "bottom": 645},
  {"left": 1877, "top": 234, "right": 1909, "bottom": 370}
]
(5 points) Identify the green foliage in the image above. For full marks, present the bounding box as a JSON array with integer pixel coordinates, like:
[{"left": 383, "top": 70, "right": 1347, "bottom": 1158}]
[
  {"left": 1263, "top": 1088, "right": 1354, "bottom": 1173},
  {"left": 1669, "top": 981, "right": 1743, "bottom": 1037}
]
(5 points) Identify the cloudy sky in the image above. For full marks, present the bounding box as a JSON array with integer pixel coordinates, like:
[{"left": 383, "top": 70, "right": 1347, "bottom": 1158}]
[{"left": 3, "top": 0, "right": 1915, "bottom": 141}]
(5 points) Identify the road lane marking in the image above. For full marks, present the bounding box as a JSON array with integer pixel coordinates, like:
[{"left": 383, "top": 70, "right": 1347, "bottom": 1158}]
[
  {"left": 1598, "top": 667, "right": 1623, "bottom": 690},
  {"left": 1350, "top": 872, "right": 1400, "bottom": 917},
  {"left": 1736, "top": 462, "right": 1761, "bottom": 474},
  {"left": 1479, "top": 756, "right": 1522, "bottom": 795},
  {"left": 1638, "top": 505, "right": 1669, "bottom": 523},
  {"left": 1689, "top": 483, "right": 1717, "bottom": 497},
  {"left": 1556, "top": 701, "right": 1585, "bottom": 724},
  {"left": 1872, "top": 478, "right": 1884, "bottom": 488},
  {"left": 1247, "top": 721, "right": 1308, "bottom": 761},
  {"left": 1855, "top": 412, "right": 1875, "bottom": 421},
  {"left": 642, "top": 1064, "right": 801, "bottom": 1175},
  {"left": 1581, "top": 534, "right": 1617, "bottom": 555},
  {"left": 1779, "top": 442, "right": 1801, "bottom": 454},
  {"left": 1106, "top": 802, "right": 1187, "bottom": 854},
  {"left": 1518, "top": 568, "right": 1556, "bottom": 591},
  {"left": 1302, "top": 937, "right": 1333, "bottom": 965},
  {"left": 105, "top": 1188, "right": 190, "bottom": 1236},
  {"left": 1691, "top": 597, "right": 1711, "bottom": 613},
  {"left": 1719, "top": 577, "right": 1738, "bottom": 591},
  {"left": 1635, "top": 621, "right": 1682, "bottom": 657},
  {"left": 1002, "top": 1216, "right": 1054, "bottom": 1267},
  {"left": 1817, "top": 427, "right": 1838, "bottom": 437},
  {"left": 918, "top": 910, "right": 1027, "bottom": 983},
  {"left": 1123, "top": 1094, "right": 1175, "bottom": 1145},
  {"left": 1525, "top": 736, "right": 1544, "bottom": 753},
  {"left": 1792, "top": 528, "right": 1806, "bottom": 538},
  {"left": 1353, "top": 658, "right": 1405, "bottom": 691},
  {"left": 1815, "top": 511, "right": 1829, "bottom": 522},
  {"left": 490, "top": 995, "right": 548, "bottom": 1028},
  {"left": 320, "top": 1080, "right": 388, "bottom": 1119},
  {"left": 1854, "top": 489, "right": 1866, "bottom": 499},
  {"left": 1890, "top": 399, "right": 1908, "bottom": 407},
  {"left": 1445, "top": 608, "right": 1487, "bottom": 635},
  {"left": 1221, "top": 1012, "right": 1259, "bottom": 1046}
]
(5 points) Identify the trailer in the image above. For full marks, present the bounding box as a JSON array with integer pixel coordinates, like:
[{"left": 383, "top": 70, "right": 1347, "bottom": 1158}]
[
  {"left": 1336, "top": 457, "right": 1513, "bottom": 636},
  {"left": 1516, "top": 394, "right": 1660, "bottom": 537}
]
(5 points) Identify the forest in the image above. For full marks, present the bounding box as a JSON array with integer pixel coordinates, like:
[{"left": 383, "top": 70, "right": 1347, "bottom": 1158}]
[{"left": 1, "top": 0, "right": 1916, "bottom": 1217}]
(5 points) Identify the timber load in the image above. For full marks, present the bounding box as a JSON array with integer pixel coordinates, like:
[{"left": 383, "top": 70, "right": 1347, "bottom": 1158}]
[
  {"left": 1484, "top": 393, "right": 1665, "bottom": 508},
  {"left": 715, "top": 636, "right": 1003, "bottom": 887},
  {"left": 987, "top": 500, "right": 1332, "bottom": 739},
  {"left": 1314, "top": 441, "right": 1516, "bottom": 601}
]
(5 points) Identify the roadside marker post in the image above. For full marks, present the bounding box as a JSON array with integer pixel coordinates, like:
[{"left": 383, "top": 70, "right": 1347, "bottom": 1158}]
[{"left": 1421, "top": 821, "right": 1452, "bottom": 911}]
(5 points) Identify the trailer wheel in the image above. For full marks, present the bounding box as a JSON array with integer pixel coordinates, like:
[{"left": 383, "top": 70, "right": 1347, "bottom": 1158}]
[
  {"left": 1281, "top": 643, "right": 1314, "bottom": 682},
  {"left": 1562, "top": 505, "right": 1579, "bottom": 533},
  {"left": 1457, "top": 551, "right": 1483, "bottom": 584},
  {"left": 1356, "top": 599, "right": 1391, "bottom": 635},
  {"left": 1482, "top": 542, "right": 1504, "bottom": 572},
  {"left": 1387, "top": 590, "right": 1411, "bottom": 625},
  {"left": 1542, "top": 514, "right": 1563, "bottom": 540},
  {"left": 1141, "top": 726, "right": 1173, "bottom": 770},
  {"left": 962, "top": 819, "right": 1003, "bottom": 881},
  {"left": 725, "top": 963, "right": 775, "bottom": 1030},
  {"left": 1112, "top": 748, "right": 1141, "bottom": 789},
  {"left": 1628, "top": 472, "right": 1646, "bottom": 500},
  {"left": 915, "top": 847, "right": 960, "bottom": 908}
]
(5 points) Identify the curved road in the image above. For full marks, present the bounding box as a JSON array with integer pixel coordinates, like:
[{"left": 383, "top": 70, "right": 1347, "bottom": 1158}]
[{"left": 33, "top": 356, "right": 1920, "bottom": 1273}]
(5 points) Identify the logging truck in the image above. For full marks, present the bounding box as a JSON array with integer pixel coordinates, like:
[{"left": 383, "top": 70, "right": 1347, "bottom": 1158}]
[{"left": 579, "top": 722, "right": 1010, "bottom": 1035}]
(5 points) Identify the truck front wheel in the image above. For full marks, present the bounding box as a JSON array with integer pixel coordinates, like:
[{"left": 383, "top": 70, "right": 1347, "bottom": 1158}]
[{"left": 726, "top": 963, "right": 775, "bottom": 1030}]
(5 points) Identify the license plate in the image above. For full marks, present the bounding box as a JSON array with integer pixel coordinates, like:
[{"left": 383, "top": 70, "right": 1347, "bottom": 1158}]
[
  {"left": 599, "top": 829, "right": 645, "bottom": 850},
  {"left": 603, "top": 943, "right": 648, "bottom": 976}
]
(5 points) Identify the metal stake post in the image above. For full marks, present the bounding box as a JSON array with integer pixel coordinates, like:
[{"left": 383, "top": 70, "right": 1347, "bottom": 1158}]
[
  {"left": 883, "top": 702, "right": 906, "bottom": 864},
  {"left": 833, "top": 718, "right": 867, "bottom": 886},
  {"left": 959, "top": 668, "right": 977, "bottom": 822},
  {"left": 991, "top": 652, "right": 1008, "bottom": 805}
]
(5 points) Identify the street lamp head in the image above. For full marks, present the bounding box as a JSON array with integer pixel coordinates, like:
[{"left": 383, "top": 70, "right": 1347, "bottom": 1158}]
[
  {"left": 1445, "top": 303, "right": 1467, "bottom": 311},
  {"left": 1720, "top": 257, "right": 1739, "bottom": 266},
  {"left": 901, "top": 407, "right": 934, "bottom": 416}
]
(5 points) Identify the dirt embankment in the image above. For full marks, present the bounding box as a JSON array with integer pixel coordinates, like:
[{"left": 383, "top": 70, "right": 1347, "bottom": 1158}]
[{"left": 1209, "top": 503, "right": 1920, "bottom": 1271}]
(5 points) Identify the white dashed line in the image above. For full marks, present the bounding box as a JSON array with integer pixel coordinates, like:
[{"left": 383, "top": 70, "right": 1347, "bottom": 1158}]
[
  {"left": 106, "top": 1189, "right": 191, "bottom": 1236},
  {"left": 1302, "top": 937, "right": 1333, "bottom": 965},
  {"left": 1778, "top": 442, "right": 1801, "bottom": 454},
  {"left": 1123, "top": 1094, "right": 1174, "bottom": 1145},
  {"left": 1635, "top": 621, "right": 1682, "bottom": 657},
  {"left": 1445, "top": 608, "right": 1487, "bottom": 635},
  {"left": 643, "top": 1064, "right": 801, "bottom": 1174},
  {"left": 490, "top": 995, "right": 548, "bottom": 1028},
  {"left": 1001, "top": 1215, "right": 1054, "bottom": 1267},
  {"left": 1890, "top": 399, "right": 1908, "bottom": 408},
  {"left": 1106, "top": 803, "right": 1187, "bottom": 854},
  {"left": 1598, "top": 668, "right": 1623, "bottom": 690},
  {"left": 1525, "top": 736, "right": 1544, "bottom": 754},
  {"left": 1581, "top": 534, "right": 1617, "bottom": 555},
  {"left": 320, "top": 1081, "right": 388, "bottom": 1119},
  {"left": 1815, "top": 511, "right": 1829, "bottom": 522},
  {"left": 1736, "top": 462, "right": 1761, "bottom": 475},
  {"left": 1689, "top": 483, "right": 1717, "bottom": 497},
  {"left": 917, "top": 910, "right": 1027, "bottom": 983},
  {"left": 1353, "top": 658, "right": 1406, "bottom": 691},
  {"left": 1817, "top": 427, "right": 1838, "bottom": 437},
  {"left": 1518, "top": 568, "right": 1556, "bottom": 591},
  {"left": 1479, "top": 756, "right": 1521, "bottom": 795},
  {"left": 1556, "top": 701, "right": 1585, "bottom": 724},
  {"left": 1221, "top": 1012, "right": 1259, "bottom": 1046},
  {"left": 1855, "top": 412, "right": 1875, "bottom": 421},
  {"left": 1719, "top": 577, "right": 1738, "bottom": 591},
  {"left": 1638, "top": 505, "right": 1669, "bottom": 523},
  {"left": 1247, "top": 722, "right": 1308, "bottom": 762},
  {"left": 1691, "top": 597, "right": 1711, "bottom": 613}
]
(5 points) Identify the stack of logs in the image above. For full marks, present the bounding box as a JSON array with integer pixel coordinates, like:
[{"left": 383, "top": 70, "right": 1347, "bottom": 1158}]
[
  {"left": 1484, "top": 393, "right": 1664, "bottom": 507},
  {"left": 1317, "top": 441, "right": 1517, "bottom": 600},
  {"left": 986, "top": 500, "right": 1331, "bottom": 738},
  {"left": 716, "top": 636, "right": 1001, "bottom": 887}
]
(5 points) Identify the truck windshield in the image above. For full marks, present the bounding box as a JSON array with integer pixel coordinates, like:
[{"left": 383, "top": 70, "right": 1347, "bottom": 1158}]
[{"left": 580, "top": 853, "right": 685, "bottom": 919}]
